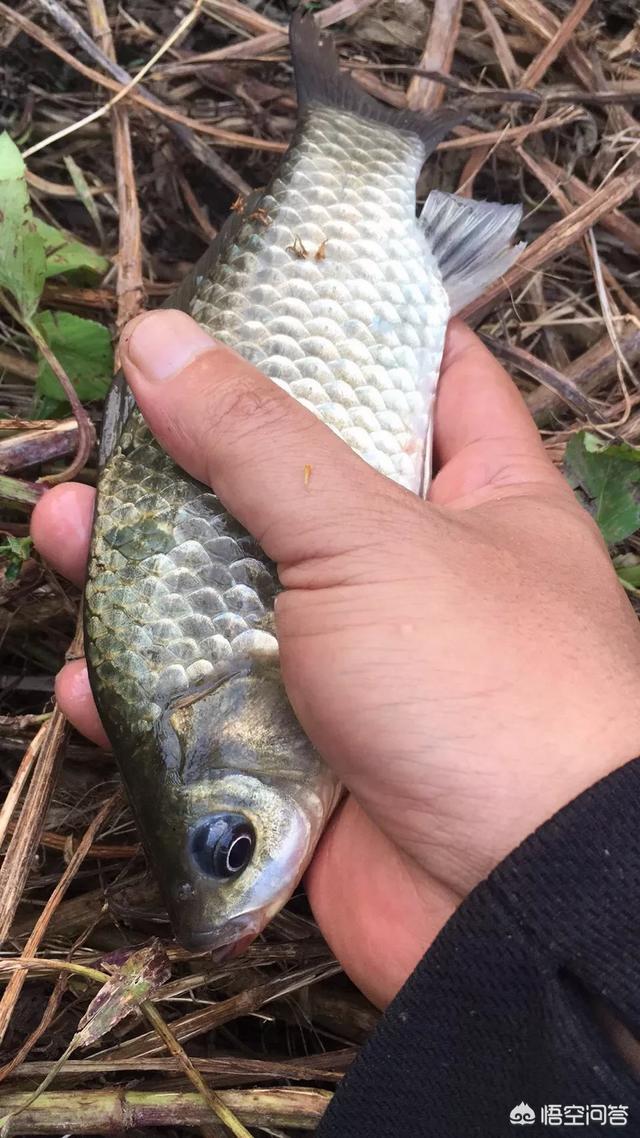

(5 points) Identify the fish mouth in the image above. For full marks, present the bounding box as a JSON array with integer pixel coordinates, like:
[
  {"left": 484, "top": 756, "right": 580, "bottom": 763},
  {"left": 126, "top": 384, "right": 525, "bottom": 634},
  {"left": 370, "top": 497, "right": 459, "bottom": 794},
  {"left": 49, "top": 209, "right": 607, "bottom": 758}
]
[{"left": 173, "top": 913, "right": 262, "bottom": 956}]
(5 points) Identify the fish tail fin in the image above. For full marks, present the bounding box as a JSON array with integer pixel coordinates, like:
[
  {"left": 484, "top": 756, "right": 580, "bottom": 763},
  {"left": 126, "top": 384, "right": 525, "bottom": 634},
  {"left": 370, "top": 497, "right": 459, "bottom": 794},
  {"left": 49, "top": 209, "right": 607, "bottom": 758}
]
[
  {"left": 420, "top": 191, "right": 525, "bottom": 314},
  {"left": 289, "top": 9, "right": 462, "bottom": 157}
]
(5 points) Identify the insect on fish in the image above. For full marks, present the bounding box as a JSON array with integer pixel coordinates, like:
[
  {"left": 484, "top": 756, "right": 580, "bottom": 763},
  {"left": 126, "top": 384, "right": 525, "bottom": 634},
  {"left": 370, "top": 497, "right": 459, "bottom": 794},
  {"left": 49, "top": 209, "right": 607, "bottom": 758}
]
[{"left": 85, "top": 11, "right": 525, "bottom": 954}]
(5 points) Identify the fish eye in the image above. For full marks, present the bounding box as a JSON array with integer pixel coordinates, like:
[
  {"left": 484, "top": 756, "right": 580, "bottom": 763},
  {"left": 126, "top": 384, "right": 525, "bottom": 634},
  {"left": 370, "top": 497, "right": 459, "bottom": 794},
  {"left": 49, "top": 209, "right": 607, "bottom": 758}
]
[{"left": 190, "top": 814, "right": 256, "bottom": 879}]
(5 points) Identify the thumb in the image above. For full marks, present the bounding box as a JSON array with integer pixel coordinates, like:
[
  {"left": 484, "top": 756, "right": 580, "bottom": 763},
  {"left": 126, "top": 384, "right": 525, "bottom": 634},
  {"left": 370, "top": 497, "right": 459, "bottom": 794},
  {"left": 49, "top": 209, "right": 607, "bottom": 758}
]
[{"left": 120, "top": 308, "right": 419, "bottom": 578}]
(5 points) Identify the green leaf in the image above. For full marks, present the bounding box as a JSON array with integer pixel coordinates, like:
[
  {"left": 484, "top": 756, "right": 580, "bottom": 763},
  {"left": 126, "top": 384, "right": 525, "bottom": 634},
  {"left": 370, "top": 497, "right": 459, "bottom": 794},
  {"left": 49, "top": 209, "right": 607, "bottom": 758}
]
[
  {"left": 614, "top": 554, "right": 640, "bottom": 591},
  {"left": 35, "top": 219, "right": 109, "bottom": 283},
  {"left": 31, "top": 394, "right": 67, "bottom": 421},
  {"left": 565, "top": 430, "right": 640, "bottom": 545},
  {"left": 0, "top": 133, "right": 46, "bottom": 319},
  {"left": 35, "top": 310, "right": 113, "bottom": 405},
  {"left": 0, "top": 535, "right": 32, "bottom": 581}
]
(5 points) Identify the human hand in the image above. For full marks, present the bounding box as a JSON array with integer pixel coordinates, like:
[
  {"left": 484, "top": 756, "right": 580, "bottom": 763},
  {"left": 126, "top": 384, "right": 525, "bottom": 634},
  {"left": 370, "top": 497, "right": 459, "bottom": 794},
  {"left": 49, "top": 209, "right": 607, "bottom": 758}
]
[{"left": 31, "top": 310, "right": 640, "bottom": 1008}]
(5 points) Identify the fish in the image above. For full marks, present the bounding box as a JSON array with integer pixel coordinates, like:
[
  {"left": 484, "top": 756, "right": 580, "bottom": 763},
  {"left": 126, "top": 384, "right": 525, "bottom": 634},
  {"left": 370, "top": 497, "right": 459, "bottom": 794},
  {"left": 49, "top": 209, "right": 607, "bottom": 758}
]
[{"left": 85, "top": 10, "right": 524, "bottom": 954}]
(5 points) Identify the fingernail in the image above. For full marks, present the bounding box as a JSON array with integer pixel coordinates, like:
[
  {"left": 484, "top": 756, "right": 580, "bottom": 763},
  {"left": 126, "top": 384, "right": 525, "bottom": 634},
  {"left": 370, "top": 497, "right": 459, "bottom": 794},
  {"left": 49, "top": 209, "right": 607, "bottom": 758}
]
[{"left": 121, "top": 309, "right": 216, "bottom": 382}]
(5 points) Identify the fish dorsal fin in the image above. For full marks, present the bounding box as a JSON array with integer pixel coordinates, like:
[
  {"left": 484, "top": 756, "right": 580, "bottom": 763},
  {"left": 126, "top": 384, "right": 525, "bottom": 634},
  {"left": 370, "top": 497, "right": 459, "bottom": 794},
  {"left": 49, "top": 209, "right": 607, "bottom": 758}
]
[
  {"left": 420, "top": 190, "right": 525, "bottom": 314},
  {"left": 290, "top": 10, "right": 463, "bottom": 157}
]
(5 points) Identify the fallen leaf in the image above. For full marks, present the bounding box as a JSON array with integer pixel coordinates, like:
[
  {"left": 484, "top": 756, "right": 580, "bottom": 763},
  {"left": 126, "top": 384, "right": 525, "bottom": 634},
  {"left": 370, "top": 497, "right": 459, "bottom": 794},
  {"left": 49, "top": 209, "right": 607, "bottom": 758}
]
[{"left": 73, "top": 940, "right": 171, "bottom": 1049}]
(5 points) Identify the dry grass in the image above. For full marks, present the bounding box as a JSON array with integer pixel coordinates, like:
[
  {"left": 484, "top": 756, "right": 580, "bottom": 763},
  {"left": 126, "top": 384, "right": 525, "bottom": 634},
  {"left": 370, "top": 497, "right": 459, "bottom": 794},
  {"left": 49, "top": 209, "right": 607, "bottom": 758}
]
[{"left": 0, "top": 0, "right": 639, "bottom": 1133}]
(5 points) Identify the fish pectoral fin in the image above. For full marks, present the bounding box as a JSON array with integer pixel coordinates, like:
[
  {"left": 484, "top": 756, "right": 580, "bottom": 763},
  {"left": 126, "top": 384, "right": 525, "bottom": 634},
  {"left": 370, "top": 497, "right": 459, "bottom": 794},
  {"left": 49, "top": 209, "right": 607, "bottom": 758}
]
[{"left": 420, "top": 191, "right": 525, "bottom": 315}]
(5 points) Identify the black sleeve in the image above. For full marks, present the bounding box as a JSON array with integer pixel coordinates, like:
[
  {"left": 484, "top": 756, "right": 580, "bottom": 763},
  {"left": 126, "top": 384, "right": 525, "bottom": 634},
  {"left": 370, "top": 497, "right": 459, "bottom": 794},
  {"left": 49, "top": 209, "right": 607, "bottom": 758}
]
[{"left": 317, "top": 758, "right": 640, "bottom": 1136}]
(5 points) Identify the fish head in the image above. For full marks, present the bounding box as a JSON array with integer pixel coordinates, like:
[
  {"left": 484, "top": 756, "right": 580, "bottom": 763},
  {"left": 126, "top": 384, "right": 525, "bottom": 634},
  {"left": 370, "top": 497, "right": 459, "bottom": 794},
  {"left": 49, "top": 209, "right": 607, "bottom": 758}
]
[
  {"left": 172, "top": 772, "right": 319, "bottom": 953},
  {"left": 148, "top": 664, "right": 338, "bottom": 954}
]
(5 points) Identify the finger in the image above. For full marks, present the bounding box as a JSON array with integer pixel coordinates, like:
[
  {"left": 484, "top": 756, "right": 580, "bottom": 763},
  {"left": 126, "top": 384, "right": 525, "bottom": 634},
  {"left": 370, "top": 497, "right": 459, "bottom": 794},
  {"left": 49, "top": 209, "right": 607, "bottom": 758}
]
[
  {"left": 120, "top": 310, "right": 414, "bottom": 573},
  {"left": 430, "top": 319, "right": 569, "bottom": 507},
  {"left": 31, "top": 483, "right": 95, "bottom": 587},
  {"left": 55, "top": 659, "right": 110, "bottom": 749},
  {"left": 306, "top": 796, "right": 459, "bottom": 1009}
]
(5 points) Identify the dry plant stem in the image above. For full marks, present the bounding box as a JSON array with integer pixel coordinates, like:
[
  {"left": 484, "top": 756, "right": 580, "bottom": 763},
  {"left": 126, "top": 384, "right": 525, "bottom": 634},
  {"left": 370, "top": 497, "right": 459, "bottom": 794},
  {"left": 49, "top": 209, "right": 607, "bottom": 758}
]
[
  {"left": 4, "top": 826, "right": 140, "bottom": 861},
  {"left": 0, "top": 707, "right": 67, "bottom": 954},
  {"left": 406, "top": 0, "right": 463, "bottom": 112},
  {"left": 354, "top": 70, "right": 405, "bottom": 108},
  {"left": 176, "top": 0, "right": 378, "bottom": 63},
  {"left": 456, "top": 146, "right": 492, "bottom": 196},
  {"left": 140, "top": 1002, "right": 254, "bottom": 1138},
  {"left": 26, "top": 171, "right": 110, "bottom": 199},
  {"left": 0, "top": 6, "right": 279, "bottom": 158},
  {"left": 10, "top": 1052, "right": 351, "bottom": 1083},
  {"left": 0, "top": 967, "right": 334, "bottom": 1133},
  {"left": 22, "top": 1, "right": 205, "bottom": 161},
  {"left": 0, "top": 960, "right": 252, "bottom": 1138},
  {"left": 462, "top": 164, "right": 640, "bottom": 320},
  {"left": 586, "top": 229, "right": 636, "bottom": 391},
  {"left": 520, "top": 0, "right": 593, "bottom": 89},
  {"left": 178, "top": 173, "right": 218, "bottom": 241},
  {"left": 41, "top": 283, "right": 128, "bottom": 311},
  {"left": 561, "top": 171, "right": 640, "bottom": 258},
  {"left": 527, "top": 324, "right": 640, "bottom": 420},
  {"left": 495, "top": 0, "right": 590, "bottom": 84},
  {"left": 0, "top": 476, "right": 44, "bottom": 508},
  {"left": 0, "top": 714, "right": 51, "bottom": 730},
  {"left": 31, "top": 0, "right": 249, "bottom": 196},
  {"left": 0, "top": 1089, "right": 330, "bottom": 1133},
  {"left": 592, "top": 269, "right": 640, "bottom": 326},
  {"left": 480, "top": 334, "right": 604, "bottom": 421},
  {"left": 0, "top": 973, "right": 69, "bottom": 1085},
  {"left": 0, "top": 723, "right": 47, "bottom": 850},
  {"left": 96, "top": 963, "right": 341, "bottom": 1060},
  {"left": 439, "top": 107, "right": 584, "bottom": 151},
  {"left": 86, "top": 0, "right": 144, "bottom": 330},
  {"left": 0, "top": 294, "right": 95, "bottom": 485},
  {"left": 0, "top": 350, "right": 38, "bottom": 382},
  {"left": 515, "top": 147, "right": 640, "bottom": 258},
  {"left": 0, "top": 421, "right": 79, "bottom": 475},
  {"left": 514, "top": 146, "right": 640, "bottom": 328},
  {"left": 528, "top": 274, "right": 570, "bottom": 374},
  {"left": 203, "top": 0, "right": 277, "bottom": 37},
  {"left": 473, "top": 0, "right": 520, "bottom": 87},
  {"left": 0, "top": 420, "right": 74, "bottom": 433},
  {"left": 0, "top": 790, "right": 120, "bottom": 1054},
  {"left": 497, "top": 0, "right": 638, "bottom": 147}
]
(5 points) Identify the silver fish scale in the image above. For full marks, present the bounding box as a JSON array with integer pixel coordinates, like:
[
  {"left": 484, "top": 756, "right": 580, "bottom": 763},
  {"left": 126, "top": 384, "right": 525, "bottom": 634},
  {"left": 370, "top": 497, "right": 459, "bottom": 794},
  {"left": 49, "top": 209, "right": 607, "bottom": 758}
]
[
  {"left": 191, "top": 106, "right": 449, "bottom": 490},
  {"left": 86, "top": 105, "right": 449, "bottom": 736},
  {"left": 86, "top": 413, "right": 280, "bottom": 739}
]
